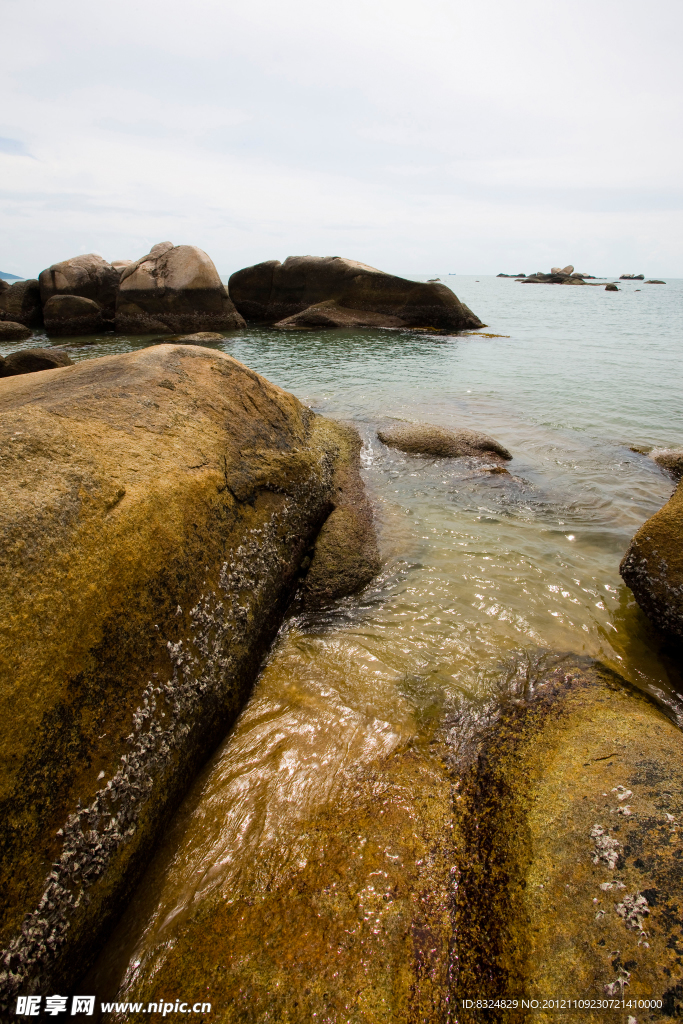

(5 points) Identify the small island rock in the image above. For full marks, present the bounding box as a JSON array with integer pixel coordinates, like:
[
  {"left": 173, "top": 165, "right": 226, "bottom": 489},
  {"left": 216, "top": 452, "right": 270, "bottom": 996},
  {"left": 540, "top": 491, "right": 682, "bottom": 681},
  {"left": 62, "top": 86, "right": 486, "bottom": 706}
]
[
  {"left": 605, "top": 283, "right": 619, "bottom": 291},
  {"left": 377, "top": 422, "right": 512, "bottom": 461},
  {"left": 116, "top": 243, "right": 245, "bottom": 334},
  {"left": 229, "top": 256, "right": 483, "bottom": 332}
]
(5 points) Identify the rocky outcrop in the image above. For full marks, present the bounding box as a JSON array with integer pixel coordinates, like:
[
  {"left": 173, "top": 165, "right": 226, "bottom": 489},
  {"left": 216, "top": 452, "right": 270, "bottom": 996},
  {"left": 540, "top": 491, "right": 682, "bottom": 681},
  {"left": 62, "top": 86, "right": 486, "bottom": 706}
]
[
  {"left": 377, "top": 422, "right": 512, "bottom": 461},
  {"left": 452, "top": 656, "right": 683, "bottom": 1016},
  {"left": 116, "top": 242, "right": 245, "bottom": 334},
  {"left": 647, "top": 279, "right": 666, "bottom": 284},
  {"left": 0, "top": 321, "right": 32, "bottom": 341},
  {"left": 496, "top": 273, "right": 525, "bottom": 278},
  {"left": 651, "top": 447, "right": 683, "bottom": 479},
  {"left": 43, "top": 295, "right": 108, "bottom": 336},
  {"left": 620, "top": 480, "right": 683, "bottom": 639},
  {"left": 620, "top": 274, "right": 644, "bottom": 280},
  {"left": 38, "top": 254, "right": 119, "bottom": 316},
  {"left": 521, "top": 265, "right": 587, "bottom": 285},
  {"left": 228, "top": 256, "right": 483, "bottom": 332},
  {"left": 0, "top": 344, "right": 377, "bottom": 1004},
  {"left": 0, "top": 280, "right": 43, "bottom": 328},
  {"left": 0, "top": 348, "right": 72, "bottom": 376},
  {"left": 605, "top": 283, "right": 619, "bottom": 291}
]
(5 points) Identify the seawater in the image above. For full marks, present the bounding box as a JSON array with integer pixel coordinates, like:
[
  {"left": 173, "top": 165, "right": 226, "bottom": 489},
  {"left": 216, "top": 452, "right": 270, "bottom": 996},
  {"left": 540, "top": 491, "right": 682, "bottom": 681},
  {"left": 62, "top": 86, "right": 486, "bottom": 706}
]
[{"left": 9, "top": 275, "right": 682, "bottom": 999}]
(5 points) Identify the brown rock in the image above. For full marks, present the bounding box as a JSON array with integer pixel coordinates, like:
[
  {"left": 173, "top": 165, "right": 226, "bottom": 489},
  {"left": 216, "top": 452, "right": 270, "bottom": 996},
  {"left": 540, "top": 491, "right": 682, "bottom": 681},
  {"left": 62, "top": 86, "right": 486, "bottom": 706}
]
[
  {"left": 0, "top": 344, "right": 376, "bottom": 1003},
  {"left": 43, "top": 294, "right": 108, "bottom": 336},
  {"left": 116, "top": 243, "right": 245, "bottom": 334},
  {"left": 620, "top": 479, "right": 683, "bottom": 639},
  {"left": 0, "top": 280, "right": 43, "bottom": 328},
  {"left": 154, "top": 331, "right": 225, "bottom": 345},
  {"left": 453, "top": 655, "right": 683, "bottom": 1017},
  {"left": 0, "top": 321, "right": 32, "bottom": 341},
  {"left": 650, "top": 447, "right": 683, "bottom": 479},
  {"left": 646, "top": 279, "right": 666, "bottom": 284},
  {"left": 228, "top": 256, "right": 483, "bottom": 332},
  {"left": 38, "top": 254, "right": 119, "bottom": 314},
  {"left": 274, "top": 299, "right": 405, "bottom": 330},
  {"left": 605, "top": 283, "right": 619, "bottom": 291},
  {"left": 1, "top": 347, "right": 73, "bottom": 376},
  {"left": 377, "top": 422, "right": 512, "bottom": 461}
]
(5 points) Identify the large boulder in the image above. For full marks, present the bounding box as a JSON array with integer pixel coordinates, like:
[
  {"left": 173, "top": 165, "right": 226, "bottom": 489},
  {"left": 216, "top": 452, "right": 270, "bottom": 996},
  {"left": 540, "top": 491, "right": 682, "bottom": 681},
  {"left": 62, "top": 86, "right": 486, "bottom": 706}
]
[
  {"left": 0, "top": 321, "right": 32, "bottom": 342},
  {"left": 620, "top": 479, "right": 683, "bottom": 639},
  {"left": 228, "top": 256, "right": 484, "bottom": 332},
  {"left": 0, "top": 280, "right": 43, "bottom": 328},
  {"left": 116, "top": 242, "right": 245, "bottom": 334},
  {"left": 38, "top": 254, "right": 119, "bottom": 315},
  {"left": 377, "top": 422, "right": 512, "bottom": 460},
  {"left": 0, "top": 348, "right": 73, "bottom": 376},
  {"left": 43, "top": 295, "right": 108, "bottom": 336},
  {"left": 453, "top": 656, "right": 683, "bottom": 1015},
  {"left": 0, "top": 344, "right": 377, "bottom": 1005}
]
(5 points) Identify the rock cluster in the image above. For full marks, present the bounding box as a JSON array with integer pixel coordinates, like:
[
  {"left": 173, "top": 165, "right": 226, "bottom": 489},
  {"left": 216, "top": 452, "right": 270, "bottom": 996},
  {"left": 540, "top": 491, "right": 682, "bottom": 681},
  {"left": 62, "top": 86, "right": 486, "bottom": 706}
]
[
  {"left": 520, "top": 264, "right": 588, "bottom": 285},
  {"left": 229, "top": 256, "right": 483, "bottom": 332},
  {"left": 0, "top": 344, "right": 378, "bottom": 1003}
]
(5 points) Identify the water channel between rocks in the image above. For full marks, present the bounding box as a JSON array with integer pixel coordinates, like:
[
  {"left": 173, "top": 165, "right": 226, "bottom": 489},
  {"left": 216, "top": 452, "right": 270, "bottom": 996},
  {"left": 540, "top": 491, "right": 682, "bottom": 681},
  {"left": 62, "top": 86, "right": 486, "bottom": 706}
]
[{"left": 5, "top": 275, "right": 681, "bottom": 1010}]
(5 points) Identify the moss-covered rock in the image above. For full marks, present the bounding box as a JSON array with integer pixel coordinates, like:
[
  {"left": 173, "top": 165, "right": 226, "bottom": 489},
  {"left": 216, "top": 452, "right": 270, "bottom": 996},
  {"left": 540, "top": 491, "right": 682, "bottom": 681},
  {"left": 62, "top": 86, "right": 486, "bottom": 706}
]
[
  {"left": 620, "top": 480, "right": 683, "bottom": 639},
  {"left": 0, "top": 344, "right": 377, "bottom": 1004},
  {"left": 452, "top": 656, "right": 683, "bottom": 1020}
]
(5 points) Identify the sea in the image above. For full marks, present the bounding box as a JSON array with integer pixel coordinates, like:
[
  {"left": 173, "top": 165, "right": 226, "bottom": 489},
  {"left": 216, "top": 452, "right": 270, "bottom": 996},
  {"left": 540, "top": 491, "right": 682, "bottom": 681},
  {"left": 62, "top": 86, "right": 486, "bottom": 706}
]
[{"left": 4, "top": 273, "right": 682, "bottom": 998}]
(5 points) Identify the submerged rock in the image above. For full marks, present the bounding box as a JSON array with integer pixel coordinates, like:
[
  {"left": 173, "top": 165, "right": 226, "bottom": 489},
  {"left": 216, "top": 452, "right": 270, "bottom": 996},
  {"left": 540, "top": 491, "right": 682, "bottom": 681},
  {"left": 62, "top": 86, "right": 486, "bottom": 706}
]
[
  {"left": 153, "top": 331, "right": 225, "bottom": 345},
  {"left": 38, "top": 253, "right": 119, "bottom": 316},
  {"left": 452, "top": 656, "right": 683, "bottom": 1015},
  {"left": 0, "top": 320, "right": 32, "bottom": 341},
  {"left": 228, "top": 256, "right": 483, "bottom": 332},
  {"left": 620, "top": 479, "right": 683, "bottom": 639},
  {"left": 116, "top": 242, "right": 245, "bottom": 334},
  {"left": 0, "top": 344, "right": 377, "bottom": 1003},
  {"left": 377, "top": 422, "right": 512, "bottom": 461},
  {"left": 0, "top": 279, "right": 43, "bottom": 328},
  {"left": 0, "top": 347, "right": 72, "bottom": 376},
  {"left": 650, "top": 447, "right": 683, "bottom": 479},
  {"left": 647, "top": 279, "right": 666, "bottom": 284},
  {"left": 43, "top": 294, "right": 108, "bottom": 335}
]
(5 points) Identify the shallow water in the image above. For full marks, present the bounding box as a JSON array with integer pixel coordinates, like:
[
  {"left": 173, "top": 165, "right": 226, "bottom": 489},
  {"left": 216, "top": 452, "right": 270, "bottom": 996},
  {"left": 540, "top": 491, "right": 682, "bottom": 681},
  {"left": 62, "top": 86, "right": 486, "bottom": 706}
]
[{"left": 13, "top": 276, "right": 683, "bottom": 1005}]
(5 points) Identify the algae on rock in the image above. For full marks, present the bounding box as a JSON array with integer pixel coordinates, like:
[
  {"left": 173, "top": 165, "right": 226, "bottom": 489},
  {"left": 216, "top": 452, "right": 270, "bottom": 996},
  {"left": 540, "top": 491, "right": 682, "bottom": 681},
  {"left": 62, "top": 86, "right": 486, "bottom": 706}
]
[{"left": 0, "top": 344, "right": 377, "bottom": 1003}]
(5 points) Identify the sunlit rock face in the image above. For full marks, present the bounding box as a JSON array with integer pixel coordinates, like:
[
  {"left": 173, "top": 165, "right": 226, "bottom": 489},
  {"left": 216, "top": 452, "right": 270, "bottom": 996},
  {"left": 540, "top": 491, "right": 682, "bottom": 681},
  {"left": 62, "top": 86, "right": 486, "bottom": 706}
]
[
  {"left": 38, "top": 253, "right": 120, "bottom": 315},
  {"left": 620, "top": 479, "right": 683, "bottom": 640},
  {"left": 0, "top": 344, "right": 377, "bottom": 1005},
  {"left": 116, "top": 243, "right": 245, "bottom": 334},
  {"left": 228, "top": 256, "right": 484, "bottom": 332}
]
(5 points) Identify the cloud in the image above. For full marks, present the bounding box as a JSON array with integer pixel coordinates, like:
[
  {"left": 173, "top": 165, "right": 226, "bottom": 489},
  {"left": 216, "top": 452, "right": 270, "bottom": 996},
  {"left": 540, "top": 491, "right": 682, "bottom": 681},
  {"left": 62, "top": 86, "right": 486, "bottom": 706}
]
[
  {"left": 0, "top": 137, "right": 33, "bottom": 157},
  {"left": 0, "top": 0, "right": 681, "bottom": 278}
]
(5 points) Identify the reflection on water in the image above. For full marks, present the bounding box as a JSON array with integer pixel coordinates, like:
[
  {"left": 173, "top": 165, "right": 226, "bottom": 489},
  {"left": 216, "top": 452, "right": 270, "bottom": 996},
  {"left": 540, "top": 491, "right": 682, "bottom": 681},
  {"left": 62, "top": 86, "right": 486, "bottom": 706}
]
[{"left": 28, "top": 277, "right": 682, "bottom": 1007}]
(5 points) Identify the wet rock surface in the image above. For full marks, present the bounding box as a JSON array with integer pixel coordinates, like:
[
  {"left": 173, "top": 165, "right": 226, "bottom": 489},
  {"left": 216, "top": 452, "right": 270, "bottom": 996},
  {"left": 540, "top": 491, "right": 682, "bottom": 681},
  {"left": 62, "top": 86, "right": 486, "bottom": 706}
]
[
  {"left": 650, "top": 448, "right": 683, "bottom": 480},
  {"left": 451, "top": 655, "right": 683, "bottom": 1021},
  {"left": 228, "top": 256, "right": 483, "bottom": 332},
  {"left": 88, "top": 655, "right": 683, "bottom": 1021},
  {"left": 0, "top": 344, "right": 376, "bottom": 1003},
  {"left": 116, "top": 243, "right": 245, "bottom": 334},
  {"left": 620, "top": 479, "right": 683, "bottom": 640},
  {"left": 377, "top": 422, "right": 512, "bottom": 461}
]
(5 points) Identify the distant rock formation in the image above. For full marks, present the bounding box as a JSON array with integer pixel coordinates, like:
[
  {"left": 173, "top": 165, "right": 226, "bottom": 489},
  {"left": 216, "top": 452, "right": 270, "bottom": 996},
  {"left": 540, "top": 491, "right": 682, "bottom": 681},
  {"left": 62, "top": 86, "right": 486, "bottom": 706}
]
[
  {"left": 116, "top": 242, "right": 245, "bottom": 334},
  {"left": 229, "top": 256, "right": 483, "bottom": 332},
  {"left": 520, "top": 265, "right": 587, "bottom": 285},
  {"left": 605, "top": 283, "right": 619, "bottom": 291},
  {"left": 496, "top": 273, "right": 526, "bottom": 278},
  {"left": 620, "top": 274, "right": 644, "bottom": 280},
  {"left": 646, "top": 279, "right": 666, "bottom": 284}
]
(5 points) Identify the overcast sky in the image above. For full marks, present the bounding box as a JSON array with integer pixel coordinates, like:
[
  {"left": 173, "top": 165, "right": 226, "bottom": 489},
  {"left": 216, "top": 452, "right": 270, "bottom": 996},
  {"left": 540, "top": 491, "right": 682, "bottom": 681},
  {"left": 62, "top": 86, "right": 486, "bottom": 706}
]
[{"left": 1, "top": 0, "right": 681, "bottom": 279}]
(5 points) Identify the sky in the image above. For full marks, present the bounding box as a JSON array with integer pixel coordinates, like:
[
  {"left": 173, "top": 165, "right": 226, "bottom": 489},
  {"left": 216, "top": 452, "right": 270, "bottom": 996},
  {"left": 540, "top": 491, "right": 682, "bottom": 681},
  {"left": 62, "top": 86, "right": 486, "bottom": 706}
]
[{"left": 1, "top": 0, "right": 682, "bottom": 280}]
